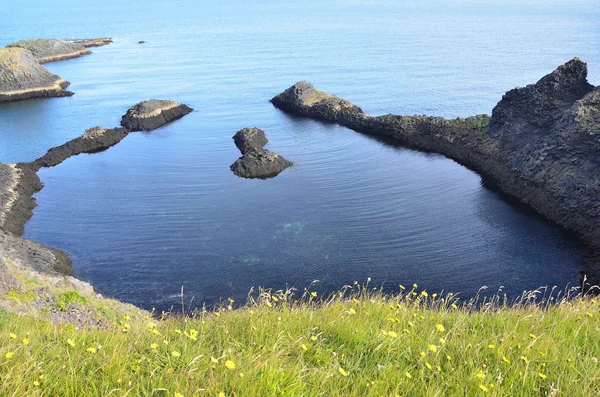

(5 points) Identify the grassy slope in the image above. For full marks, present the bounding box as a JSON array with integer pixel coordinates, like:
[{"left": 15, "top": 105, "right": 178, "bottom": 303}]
[{"left": 1, "top": 286, "right": 599, "bottom": 397}]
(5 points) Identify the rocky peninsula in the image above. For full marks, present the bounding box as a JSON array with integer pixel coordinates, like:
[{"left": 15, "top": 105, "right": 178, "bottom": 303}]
[
  {"left": 32, "top": 127, "right": 129, "bottom": 170},
  {"left": 0, "top": 47, "right": 73, "bottom": 102},
  {"left": 272, "top": 59, "right": 600, "bottom": 285},
  {"left": 121, "top": 100, "right": 193, "bottom": 131},
  {"left": 65, "top": 38, "right": 113, "bottom": 48},
  {"left": 7, "top": 38, "right": 92, "bottom": 64},
  {"left": 230, "top": 128, "right": 293, "bottom": 178}
]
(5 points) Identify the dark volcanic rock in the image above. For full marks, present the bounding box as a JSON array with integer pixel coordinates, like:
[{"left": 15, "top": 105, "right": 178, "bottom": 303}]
[
  {"left": 0, "top": 47, "right": 73, "bottom": 103},
  {"left": 0, "top": 232, "right": 72, "bottom": 276},
  {"left": 271, "top": 60, "right": 600, "bottom": 285},
  {"left": 233, "top": 127, "right": 269, "bottom": 152},
  {"left": 33, "top": 127, "right": 129, "bottom": 169},
  {"left": 121, "top": 100, "right": 193, "bottom": 131},
  {"left": 7, "top": 38, "right": 92, "bottom": 63},
  {"left": 230, "top": 128, "right": 293, "bottom": 179},
  {"left": 0, "top": 163, "right": 42, "bottom": 236},
  {"left": 65, "top": 38, "right": 113, "bottom": 48}
]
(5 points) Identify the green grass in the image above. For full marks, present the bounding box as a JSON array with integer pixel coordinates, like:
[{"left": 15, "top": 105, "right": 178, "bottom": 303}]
[
  {"left": 1, "top": 286, "right": 599, "bottom": 396},
  {"left": 53, "top": 290, "right": 88, "bottom": 312}
]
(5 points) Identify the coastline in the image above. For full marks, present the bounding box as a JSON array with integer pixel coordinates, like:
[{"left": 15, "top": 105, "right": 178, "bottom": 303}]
[
  {"left": 271, "top": 61, "right": 600, "bottom": 286},
  {"left": 0, "top": 101, "right": 192, "bottom": 304}
]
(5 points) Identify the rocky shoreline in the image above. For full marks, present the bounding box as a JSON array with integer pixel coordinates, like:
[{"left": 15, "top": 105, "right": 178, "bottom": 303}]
[
  {"left": 7, "top": 38, "right": 92, "bottom": 64},
  {"left": 230, "top": 128, "right": 293, "bottom": 178},
  {"left": 0, "top": 47, "right": 74, "bottom": 103},
  {"left": 1, "top": 38, "right": 113, "bottom": 103},
  {"left": 0, "top": 100, "right": 192, "bottom": 299},
  {"left": 272, "top": 59, "right": 600, "bottom": 286}
]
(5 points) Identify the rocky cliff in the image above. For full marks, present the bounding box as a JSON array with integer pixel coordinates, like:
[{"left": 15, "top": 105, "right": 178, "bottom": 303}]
[
  {"left": 272, "top": 59, "right": 600, "bottom": 285},
  {"left": 0, "top": 47, "right": 72, "bottom": 102}
]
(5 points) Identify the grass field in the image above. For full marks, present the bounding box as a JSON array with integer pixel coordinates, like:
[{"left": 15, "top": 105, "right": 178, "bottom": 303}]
[{"left": 1, "top": 284, "right": 599, "bottom": 396}]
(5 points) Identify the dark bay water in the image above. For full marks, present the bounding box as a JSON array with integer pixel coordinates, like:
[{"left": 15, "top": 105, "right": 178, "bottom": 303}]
[{"left": 1, "top": 0, "right": 598, "bottom": 310}]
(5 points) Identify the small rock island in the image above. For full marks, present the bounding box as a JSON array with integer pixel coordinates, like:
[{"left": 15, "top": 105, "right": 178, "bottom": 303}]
[
  {"left": 0, "top": 47, "right": 73, "bottom": 102},
  {"left": 271, "top": 58, "right": 600, "bottom": 285},
  {"left": 7, "top": 38, "right": 92, "bottom": 63},
  {"left": 121, "top": 99, "right": 193, "bottom": 131},
  {"left": 230, "top": 128, "right": 293, "bottom": 179}
]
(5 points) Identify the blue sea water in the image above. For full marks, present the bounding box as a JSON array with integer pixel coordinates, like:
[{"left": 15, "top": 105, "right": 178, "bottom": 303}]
[{"left": 1, "top": 0, "right": 598, "bottom": 310}]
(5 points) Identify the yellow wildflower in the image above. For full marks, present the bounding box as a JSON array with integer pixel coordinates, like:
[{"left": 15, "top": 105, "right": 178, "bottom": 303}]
[
  {"left": 211, "top": 357, "right": 219, "bottom": 364},
  {"left": 175, "top": 393, "right": 184, "bottom": 397},
  {"left": 479, "top": 384, "right": 489, "bottom": 392},
  {"left": 301, "top": 344, "right": 308, "bottom": 351},
  {"left": 9, "top": 333, "right": 16, "bottom": 339},
  {"left": 5, "top": 352, "right": 14, "bottom": 359},
  {"left": 538, "top": 373, "right": 548, "bottom": 379},
  {"left": 33, "top": 381, "right": 40, "bottom": 387},
  {"left": 310, "top": 292, "right": 317, "bottom": 297},
  {"left": 225, "top": 360, "right": 236, "bottom": 369},
  {"left": 338, "top": 367, "right": 348, "bottom": 377},
  {"left": 476, "top": 371, "right": 486, "bottom": 379},
  {"left": 488, "top": 344, "right": 496, "bottom": 349},
  {"left": 387, "top": 331, "right": 398, "bottom": 338},
  {"left": 446, "top": 355, "right": 452, "bottom": 361},
  {"left": 150, "top": 343, "right": 158, "bottom": 350},
  {"left": 428, "top": 344, "right": 437, "bottom": 353},
  {"left": 502, "top": 356, "right": 511, "bottom": 364},
  {"left": 405, "top": 371, "right": 413, "bottom": 379},
  {"left": 67, "top": 339, "right": 76, "bottom": 347},
  {"left": 171, "top": 351, "right": 181, "bottom": 357},
  {"left": 439, "top": 338, "right": 446, "bottom": 345},
  {"left": 311, "top": 335, "right": 318, "bottom": 341},
  {"left": 435, "top": 324, "right": 445, "bottom": 332},
  {"left": 399, "top": 284, "right": 406, "bottom": 290},
  {"left": 22, "top": 338, "right": 30, "bottom": 345},
  {"left": 86, "top": 347, "right": 97, "bottom": 354}
]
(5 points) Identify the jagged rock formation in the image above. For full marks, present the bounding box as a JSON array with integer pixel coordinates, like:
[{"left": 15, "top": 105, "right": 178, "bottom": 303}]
[
  {"left": 7, "top": 38, "right": 92, "bottom": 63},
  {"left": 121, "top": 100, "right": 193, "bottom": 131},
  {"left": 0, "top": 47, "right": 73, "bottom": 102},
  {"left": 65, "top": 38, "right": 113, "bottom": 48},
  {"left": 230, "top": 128, "right": 293, "bottom": 179},
  {"left": 272, "top": 59, "right": 600, "bottom": 285},
  {"left": 33, "top": 127, "right": 129, "bottom": 169}
]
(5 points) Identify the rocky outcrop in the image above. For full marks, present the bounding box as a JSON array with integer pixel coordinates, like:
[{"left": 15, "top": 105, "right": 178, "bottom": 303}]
[
  {"left": 0, "top": 163, "right": 42, "bottom": 237},
  {"left": 65, "top": 38, "right": 113, "bottom": 48},
  {"left": 230, "top": 128, "right": 293, "bottom": 179},
  {"left": 121, "top": 100, "right": 193, "bottom": 131},
  {"left": 7, "top": 38, "right": 92, "bottom": 63},
  {"left": 272, "top": 59, "right": 600, "bottom": 285},
  {"left": 32, "top": 127, "right": 129, "bottom": 169},
  {"left": 0, "top": 232, "right": 72, "bottom": 276},
  {"left": 0, "top": 47, "right": 73, "bottom": 103},
  {"left": 0, "top": 262, "right": 20, "bottom": 294}
]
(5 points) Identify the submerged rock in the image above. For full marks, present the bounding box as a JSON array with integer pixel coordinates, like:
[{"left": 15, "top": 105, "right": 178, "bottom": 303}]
[
  {"left": 0, "top": 47, "right": 73, "bottom": 103},
  {"left": 121, "top": 99, "right": 193, "bottom": 131},
  {"left": 271, "top": 59, "right": 600, "bottom": 284},
  {"left": 33, "top": 127, "right": 129, "bottom": 169},
  {"left": 7, "top": 38, "right": 92, "bottom": 63},
  {"left": 230, "top": 128, "right": 293, "bottom": 179}
]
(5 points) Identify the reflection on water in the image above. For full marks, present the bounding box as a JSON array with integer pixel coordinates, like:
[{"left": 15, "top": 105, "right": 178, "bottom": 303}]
[{"left": 0, "top": 0, "right": 596, "bottom": 310}]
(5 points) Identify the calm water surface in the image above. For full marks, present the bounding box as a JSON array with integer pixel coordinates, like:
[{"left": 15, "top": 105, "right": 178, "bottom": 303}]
[{"left": 1, "top": 0, "right": 598, "bottom": 310}]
